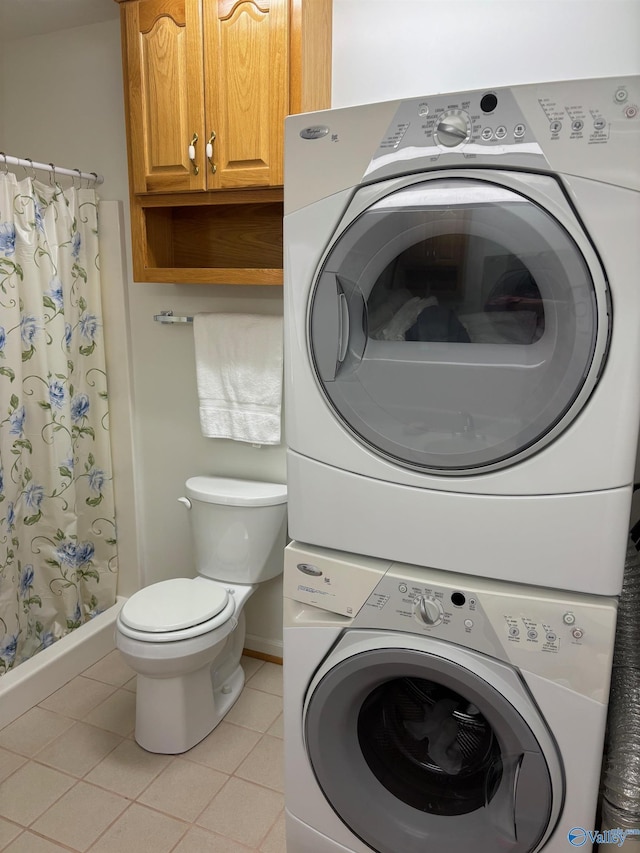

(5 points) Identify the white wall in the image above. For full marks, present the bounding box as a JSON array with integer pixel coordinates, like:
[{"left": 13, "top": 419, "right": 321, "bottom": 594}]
[
  {"left": 332, "top": 0, "right": 640, "bottom": 108},
  {"left": 2, "top": 0, "right": 639, "bottom": 655},
  {"left": 1, "top": 19, "right": 127, "bottom": 199}
]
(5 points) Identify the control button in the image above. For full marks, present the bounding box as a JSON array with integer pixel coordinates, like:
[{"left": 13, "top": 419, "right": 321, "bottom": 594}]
[
  {"left": 435, "top": 110, "right": 471, "bottom": 147},
  {"left": 398, "top": 583, "right": 408, "bottom": 594},
  {"left": 572, "top": 627, "right": 584, "bottom": 640},
  {"left": 418, "top": 104, "right": 429, "bottom": 117},
  {"left": 508, "top": 626, "right": 520, "bottom": 638},
  {"left": 571, "top": 119, "right": 584, "bottom": 132},
  {"left": 415, "top": 595, "right": 444, "bottom": 626},
  {"left": 563, "top": 612, "right": 576, "bottom": 625},
  {"left": 468, "top": 598, "right": 477, "bottom": 607},
  {"left": 550, "top": 120, "right": 562, "bottom": 134},
  {"left": 514, "top": 123, "right": 526, "bottom": 138},
  {"left": 615, "top": 87, "right": 628, "bottom": 103},
  {"left": 527, "top": 629, "right": 538, "bottom": 640},
  {"left": 546, "top": 632, "right": 557, "bottom": 643},
  {"left": 480, "top": 92, "right": 498, "bottom": 113},
  {"left": 625, "top": 105, "right": 638, "bottom": 119},
  {"left": 464, "top": 619, "right": 474, "bottom": 629},
  {"left": 594, "top": 117, "right": 607, "bottom": 130},
  {"left": 495, "top": 125, "right": 507, "bottom": 139},
  {"left": 451, "top": 592, "right": 466, "bottom": 607},
  {"left": 481, "top": 127, "right": 494, "bottom": 140}
]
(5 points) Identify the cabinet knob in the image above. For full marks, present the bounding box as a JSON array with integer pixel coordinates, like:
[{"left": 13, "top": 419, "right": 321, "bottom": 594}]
[
  {"left": 206, "top": 131, "right": 217, "bottom": 174},
  {"left": 188, "top": 132, "right": 199, "bottom": 175}
]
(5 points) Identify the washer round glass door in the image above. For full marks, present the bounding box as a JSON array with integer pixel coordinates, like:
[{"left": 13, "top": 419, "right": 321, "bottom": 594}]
[
  {"left": 309, "top": 175, "right": 609, "bottom": 473},
  {"left": 304, "top": 646, "right": 556, "bottom": 853}
]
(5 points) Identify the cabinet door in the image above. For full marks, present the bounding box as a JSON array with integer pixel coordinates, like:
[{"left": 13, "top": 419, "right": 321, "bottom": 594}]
[
  {"left": 203, "top": 0, "right": 288, "bottom": 189},
  {"left": 122, "top": 0, "right": 206, "bottom": 192}
]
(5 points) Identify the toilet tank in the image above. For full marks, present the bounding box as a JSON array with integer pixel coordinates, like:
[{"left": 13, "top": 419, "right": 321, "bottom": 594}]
[{"left": 184, "top": 477, "right": 287, "bottom": 584}]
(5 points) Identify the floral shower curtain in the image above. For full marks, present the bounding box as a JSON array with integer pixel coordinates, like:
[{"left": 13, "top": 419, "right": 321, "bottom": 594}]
[{"left": 0, "top": 171, "right": 117, "bottom": 673}]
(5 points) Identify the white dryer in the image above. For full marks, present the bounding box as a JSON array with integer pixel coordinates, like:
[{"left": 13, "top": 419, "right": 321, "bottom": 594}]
[
  {"left": 283, "top": 76, "right": 640, "bottom": 595},
  {"left": 283, "top": 541, "right": 618, "bottom": 853}
]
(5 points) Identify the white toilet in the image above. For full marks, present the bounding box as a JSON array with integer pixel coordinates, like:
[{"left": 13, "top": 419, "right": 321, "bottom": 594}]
[{"left": 116, "top": 475, "right": 287, "bottom": 754}]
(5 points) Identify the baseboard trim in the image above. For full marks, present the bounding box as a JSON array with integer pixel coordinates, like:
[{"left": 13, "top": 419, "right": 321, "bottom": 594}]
[{"left": 243, "top": 634, "right": 283, "bottom": 665}]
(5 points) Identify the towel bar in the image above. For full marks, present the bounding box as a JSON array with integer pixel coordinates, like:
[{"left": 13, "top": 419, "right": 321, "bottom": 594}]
[{"left": 154, "top": 311, "right": 194, "bottom": 324}]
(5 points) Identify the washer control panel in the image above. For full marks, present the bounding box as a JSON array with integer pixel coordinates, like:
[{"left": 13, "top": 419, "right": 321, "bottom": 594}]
[
  {"left": 354, "top": 562, "right": 617, "bottom": 701},
  {"left": 285, "top": 542, "right": 617, "bottom": 701}
]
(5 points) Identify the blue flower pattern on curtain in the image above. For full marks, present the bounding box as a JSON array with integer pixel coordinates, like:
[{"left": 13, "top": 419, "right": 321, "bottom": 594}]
[{"left": 0, "top": 172, "right": 118, "bottom": 673}]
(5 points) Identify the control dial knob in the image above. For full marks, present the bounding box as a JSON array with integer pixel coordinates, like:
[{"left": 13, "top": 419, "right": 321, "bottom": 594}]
[
  {"left": 415, "top": 595, "right": 444, "bottom": 626},
  {"left": 435, "top": 110, "right": 471, "bottom": 147}
]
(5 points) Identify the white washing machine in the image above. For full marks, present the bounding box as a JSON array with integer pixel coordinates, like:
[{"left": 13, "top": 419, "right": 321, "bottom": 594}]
[
  {"left": 283, "top": 76, "right": 640, "bottom": 596},
  {"left": 283, "top": 541, "right": 618, "bottom": 853}
]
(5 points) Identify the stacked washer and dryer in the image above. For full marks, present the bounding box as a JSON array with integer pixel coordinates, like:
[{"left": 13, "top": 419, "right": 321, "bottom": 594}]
[{"left": 282, "top": 76, "right": 640, "bottom": 853}]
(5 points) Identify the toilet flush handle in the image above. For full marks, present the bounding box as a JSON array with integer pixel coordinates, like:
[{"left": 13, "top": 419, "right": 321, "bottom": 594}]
[{"left": 178, "top": 496, "right": 192, "bottom": 510}]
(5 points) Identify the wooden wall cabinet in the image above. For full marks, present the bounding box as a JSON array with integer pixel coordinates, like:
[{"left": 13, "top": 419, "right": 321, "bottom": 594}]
[{"left": 115, "top": 0, "right": 332, "bottom": 284}]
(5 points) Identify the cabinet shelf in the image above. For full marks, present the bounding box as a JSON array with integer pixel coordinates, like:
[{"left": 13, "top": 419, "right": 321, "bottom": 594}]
[
  {"left": 140, "top": 267, "right": 284, "bottom": 285},
  {"left": 131, "top": 189, "right": 284, "bottom": 285}
]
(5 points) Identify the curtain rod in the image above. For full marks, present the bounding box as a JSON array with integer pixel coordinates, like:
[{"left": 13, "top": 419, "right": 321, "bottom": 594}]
[{"left": 0, "top": 152, "right": 104, "bottom": 186}]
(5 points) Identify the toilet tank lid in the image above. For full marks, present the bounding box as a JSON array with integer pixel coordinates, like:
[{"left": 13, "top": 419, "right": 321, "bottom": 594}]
[{"left": 185, "top": 476, "right": 287, "bottom": 507}]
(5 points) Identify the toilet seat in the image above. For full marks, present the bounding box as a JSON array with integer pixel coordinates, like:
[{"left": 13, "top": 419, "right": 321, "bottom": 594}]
[{"left": 118, "top": 577, "right": 237, "bottom": 643}]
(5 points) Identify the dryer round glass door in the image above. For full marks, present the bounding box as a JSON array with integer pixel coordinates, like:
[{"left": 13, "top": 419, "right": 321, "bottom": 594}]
[
  {"left": 304, "top": 646, "right": 558, "bottom": 853},
  {"left": 309, "top": 175, "right": 610, "bottom": 474}
]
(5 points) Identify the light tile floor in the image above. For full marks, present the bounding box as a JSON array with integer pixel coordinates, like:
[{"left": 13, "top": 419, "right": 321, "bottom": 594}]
[{"left": 0, "top": 651, "right": 286, "bottom": 853}]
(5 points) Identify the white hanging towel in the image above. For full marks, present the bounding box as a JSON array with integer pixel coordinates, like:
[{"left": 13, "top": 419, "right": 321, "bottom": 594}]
[{"left": 193, "top": 313, "right": 283, "bottom": 444}]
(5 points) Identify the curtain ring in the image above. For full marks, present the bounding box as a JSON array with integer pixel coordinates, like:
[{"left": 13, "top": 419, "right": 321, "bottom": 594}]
[
  {"left": 49, "top": 163, "right": 57, "bottom": 186},
  {"left": 24, "top": 157, "right": 36, "bottom": 180},
  {"left": 74, "top": 168, "right": 82, "bottom": 189},
  {"left": 0, "top": 152, "right": 8, "bottom": 175},
  {"left": 90, "top": 171, "right": 98, "bottom": 187}
]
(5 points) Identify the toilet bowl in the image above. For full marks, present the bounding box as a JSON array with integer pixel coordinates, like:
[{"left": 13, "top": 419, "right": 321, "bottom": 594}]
[{"left": 115, "top": 476, "right": 287, "bottom": 754}]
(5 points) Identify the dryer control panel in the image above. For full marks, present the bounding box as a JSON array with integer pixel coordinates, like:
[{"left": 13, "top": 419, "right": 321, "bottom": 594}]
[
  {"left": 374, "top": 87, "right": 538, "bottom": 156},
  {"left": 364, "top": 75, "right": 640, "bottom": 191}
]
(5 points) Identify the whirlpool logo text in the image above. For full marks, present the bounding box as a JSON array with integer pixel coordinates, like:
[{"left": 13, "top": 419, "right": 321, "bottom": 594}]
[{"left": 568, "top": 827, "right": 640, "bottom": 847}]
